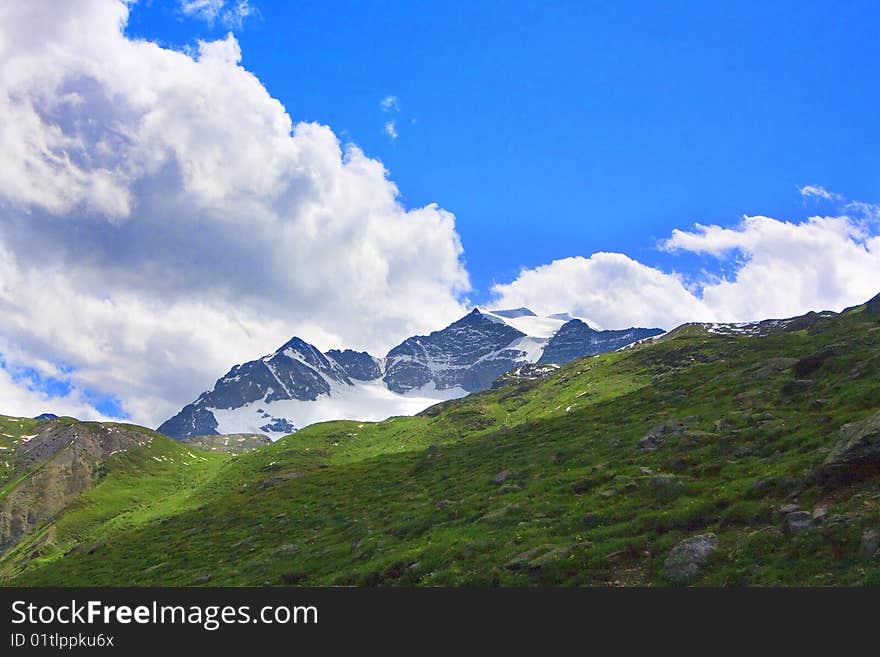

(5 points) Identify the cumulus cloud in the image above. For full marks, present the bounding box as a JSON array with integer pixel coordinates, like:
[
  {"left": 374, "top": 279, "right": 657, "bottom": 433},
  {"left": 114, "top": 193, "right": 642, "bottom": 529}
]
[
  {"left": 493, "top": 202, "right": 880, "bottom": 331},
  {"left": 180, "top": 0, "right": 255, "bottom": 28},
  {"left": 381, "top": 96, "right": 400, "bottom": 139},
  {"left": 490, "top": 253, "right": 709, "bottom": 329},
  {"left": 0, "top": 369, "right": 105, "bottom": 422},
  {"left": 0, "top": 0, "right": 469, "bottom": 426},
  {"left": 0, "top": 346, "right": 113, "bottom": 421},
  {"left": 663, "top": 212, "right": 880, "bottom": 321}
]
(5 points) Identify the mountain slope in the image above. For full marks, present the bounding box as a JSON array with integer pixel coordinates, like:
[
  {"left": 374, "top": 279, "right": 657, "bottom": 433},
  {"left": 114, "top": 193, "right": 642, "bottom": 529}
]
[
  {"left": 4, "top": 294, "right": 880, "bottom": 586},
  {"left": 0, "top": 418, "right": 227, "bottom": 569}
]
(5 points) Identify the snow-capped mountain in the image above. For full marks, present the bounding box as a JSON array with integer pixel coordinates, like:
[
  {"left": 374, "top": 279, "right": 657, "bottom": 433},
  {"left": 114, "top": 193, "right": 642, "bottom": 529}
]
[
  {"left": 158, "top": 308, "right": 662, "bottom": 440},
  {"left": 384, "top": 309, "right": 530, "bottom": 393},
  {"left": 538, "top": 319, "right": 664, "bottom": 364},
  {"left": 157, "top": 338, "right": 391, "bottom": 439}
]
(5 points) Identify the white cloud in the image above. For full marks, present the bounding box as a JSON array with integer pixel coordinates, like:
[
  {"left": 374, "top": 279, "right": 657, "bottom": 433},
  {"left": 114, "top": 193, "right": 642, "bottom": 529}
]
[
  {"left": 0, "top": 0, "right": 469, "bottom": 426},
  {"left": 381, "top": 96, "right": 401, "bottom": 139},
  {"left": 491, "top": 253, "right": 711, "bottom": 330},
  {"left": 380, "top": 95, "right": 399, "bottom": 112},
  {"left": 799, "top": 184, "right": 838, "bottom": 200},
  {"left": 493, "top": 209, "right": 880, "bottom": 331},
  {"left": 0, "top": 354, "right": 112, "bottom": 422},
  {"left": 180, "top": 0, "right": 255, "bottom": 28},
  {"left": 663, "top": 213, "right": 880, "bottom": 321},
  {"left": 0, "top": 371, "right": 99, "bottom": 421}
]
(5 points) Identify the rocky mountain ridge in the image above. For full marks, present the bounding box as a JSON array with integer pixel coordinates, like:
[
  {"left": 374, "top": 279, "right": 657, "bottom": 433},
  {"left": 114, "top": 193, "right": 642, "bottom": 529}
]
[{"left": 158, "top": 308, "right": 663, "bottom": 440}]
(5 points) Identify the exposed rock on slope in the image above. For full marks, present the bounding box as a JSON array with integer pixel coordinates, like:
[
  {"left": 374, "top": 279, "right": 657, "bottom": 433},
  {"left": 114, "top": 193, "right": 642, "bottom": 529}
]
[
  {"left": 0, "top": 420, "right": 152, "bottom": 554},
  {"left": 538, "top": 319, "right": 663, "bottom": 364},
  {"left": 663, "top": 534, "right": 718, "bottom": 583},
  {"left": 818, "top": 411, "right": 880, "bottom": 485},
  {"left": 180, "top": 433, "right": 271, "bottom": 455},
  {"left": 325, "top": 349, "right": 382, "bottom": 381},
  {"left": 492, "top": 363, "right": 560, "bottom": 388},
  {"left": 383, "top": 309, "right": 527, "bottom": 393}
]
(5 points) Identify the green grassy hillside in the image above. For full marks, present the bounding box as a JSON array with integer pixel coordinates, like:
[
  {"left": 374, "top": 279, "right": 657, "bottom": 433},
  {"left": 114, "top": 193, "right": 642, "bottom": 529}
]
[
  {"left": 2, "top": 296, "right": 880, "bottom": 586},
  {"left": 0, "top": 421, "right": 228, "bottom": 579},
  {"left": 0, "top": 414, "right": 53, "bottom": 489}
]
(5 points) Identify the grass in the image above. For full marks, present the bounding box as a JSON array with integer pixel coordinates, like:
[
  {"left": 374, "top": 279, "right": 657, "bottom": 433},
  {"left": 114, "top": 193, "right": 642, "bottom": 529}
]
[
  {"left": 2, "top": 299, "right": 880, "bottom": 585},
  {"left": 0, "top": 415, "right": 46, "bottom": 482}
]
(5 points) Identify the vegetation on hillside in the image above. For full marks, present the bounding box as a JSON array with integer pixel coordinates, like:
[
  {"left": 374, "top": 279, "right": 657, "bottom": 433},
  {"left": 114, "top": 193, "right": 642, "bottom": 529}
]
[{"left": 2, "top": 296, "right": 880, "bottom": 586}]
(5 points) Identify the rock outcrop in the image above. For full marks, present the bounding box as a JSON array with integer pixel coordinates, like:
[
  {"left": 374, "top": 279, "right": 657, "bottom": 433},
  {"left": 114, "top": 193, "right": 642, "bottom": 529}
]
[
  {"left": 0, "top": 420, "right": 151, "bottom": 554},
  {"left": 818, "top": 411, "right": 880, "bottom": 485},
  {"left": 663, "top": 534, "right": 718, "bottom": 583},
  {"left": 538, "top": 319, "right": 663, "bottom": 364},
  {"left": 383, "top": 309, "right": 527, "bottom": 393}
]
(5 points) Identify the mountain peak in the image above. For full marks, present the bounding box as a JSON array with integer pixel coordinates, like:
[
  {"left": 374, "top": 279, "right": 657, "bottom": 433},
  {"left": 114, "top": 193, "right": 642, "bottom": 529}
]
[
  {"left": 276, "top": 336, "right": 317, "bottom": 355},
  {"left": 560, "top": 318, "right": 596, "bottom": 332},
  {"left": 450, "top": 307, "right": 524, "bottom": 332},
  {"left": 538, "top": 321, "right": 664, "bottom": 364},
  {"left": 325, "top": 348, "right": 382, "bottom": 381},
  {"left": 383, "top": 308, "right": 527, "bottom": 394}
]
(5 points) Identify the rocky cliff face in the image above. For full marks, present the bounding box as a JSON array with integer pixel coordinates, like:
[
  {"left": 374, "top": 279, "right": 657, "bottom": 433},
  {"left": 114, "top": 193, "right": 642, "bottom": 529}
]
[
  {"left": 538, "top": 319, "right": 664, "bottom": 364},
  {"left": 0, "top": 420, "right": 151, "bottom": 555},
  {"left": 325, "top": 349, "right": 382, "bottom": 381},
  {"left": 383, "top": 309, "right": 528, "bottom": 393}
]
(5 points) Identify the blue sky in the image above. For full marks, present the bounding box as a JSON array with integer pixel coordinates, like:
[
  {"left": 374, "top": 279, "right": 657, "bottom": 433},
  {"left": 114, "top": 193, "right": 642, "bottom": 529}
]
[{"left": 126, "top": 0, "right": 880, "bottom": 300}]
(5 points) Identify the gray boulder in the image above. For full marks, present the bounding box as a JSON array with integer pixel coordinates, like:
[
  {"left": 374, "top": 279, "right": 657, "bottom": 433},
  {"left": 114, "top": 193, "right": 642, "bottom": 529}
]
[
  {"left": 663, "top": 534, "right": 718, "bottom": 583},
  {"left": 492, "top": 470, "right": 514, "bottom": 484},
  {"left": 785, "top": 511, "right": 812, "bottom": 533},
  {"left": 649, "top": 474, "right": 680, "bottom": 488},
  {"left": 818, "top": 411, "right": 880, "bottom": 485},
  {"left": 638, "top": 417, "right": 695, "bottom": 451},
  {"left": 858, "top": 529, "right": 880, "bottom": 560}
]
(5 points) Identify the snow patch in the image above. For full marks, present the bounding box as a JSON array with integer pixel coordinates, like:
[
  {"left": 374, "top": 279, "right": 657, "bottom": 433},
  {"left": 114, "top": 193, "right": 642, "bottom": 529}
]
[
  {"left": 507, "top": 335, "right": 549, "bottom": 363},
  {"left": 484, "top": 311, "right": 570, "bottom": 338},
  {"left": 704, "top": 318, "right": 797, "bottom": 337},
  {"left": 209, "top": 378, "right": 467, "bottom": 441}
]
